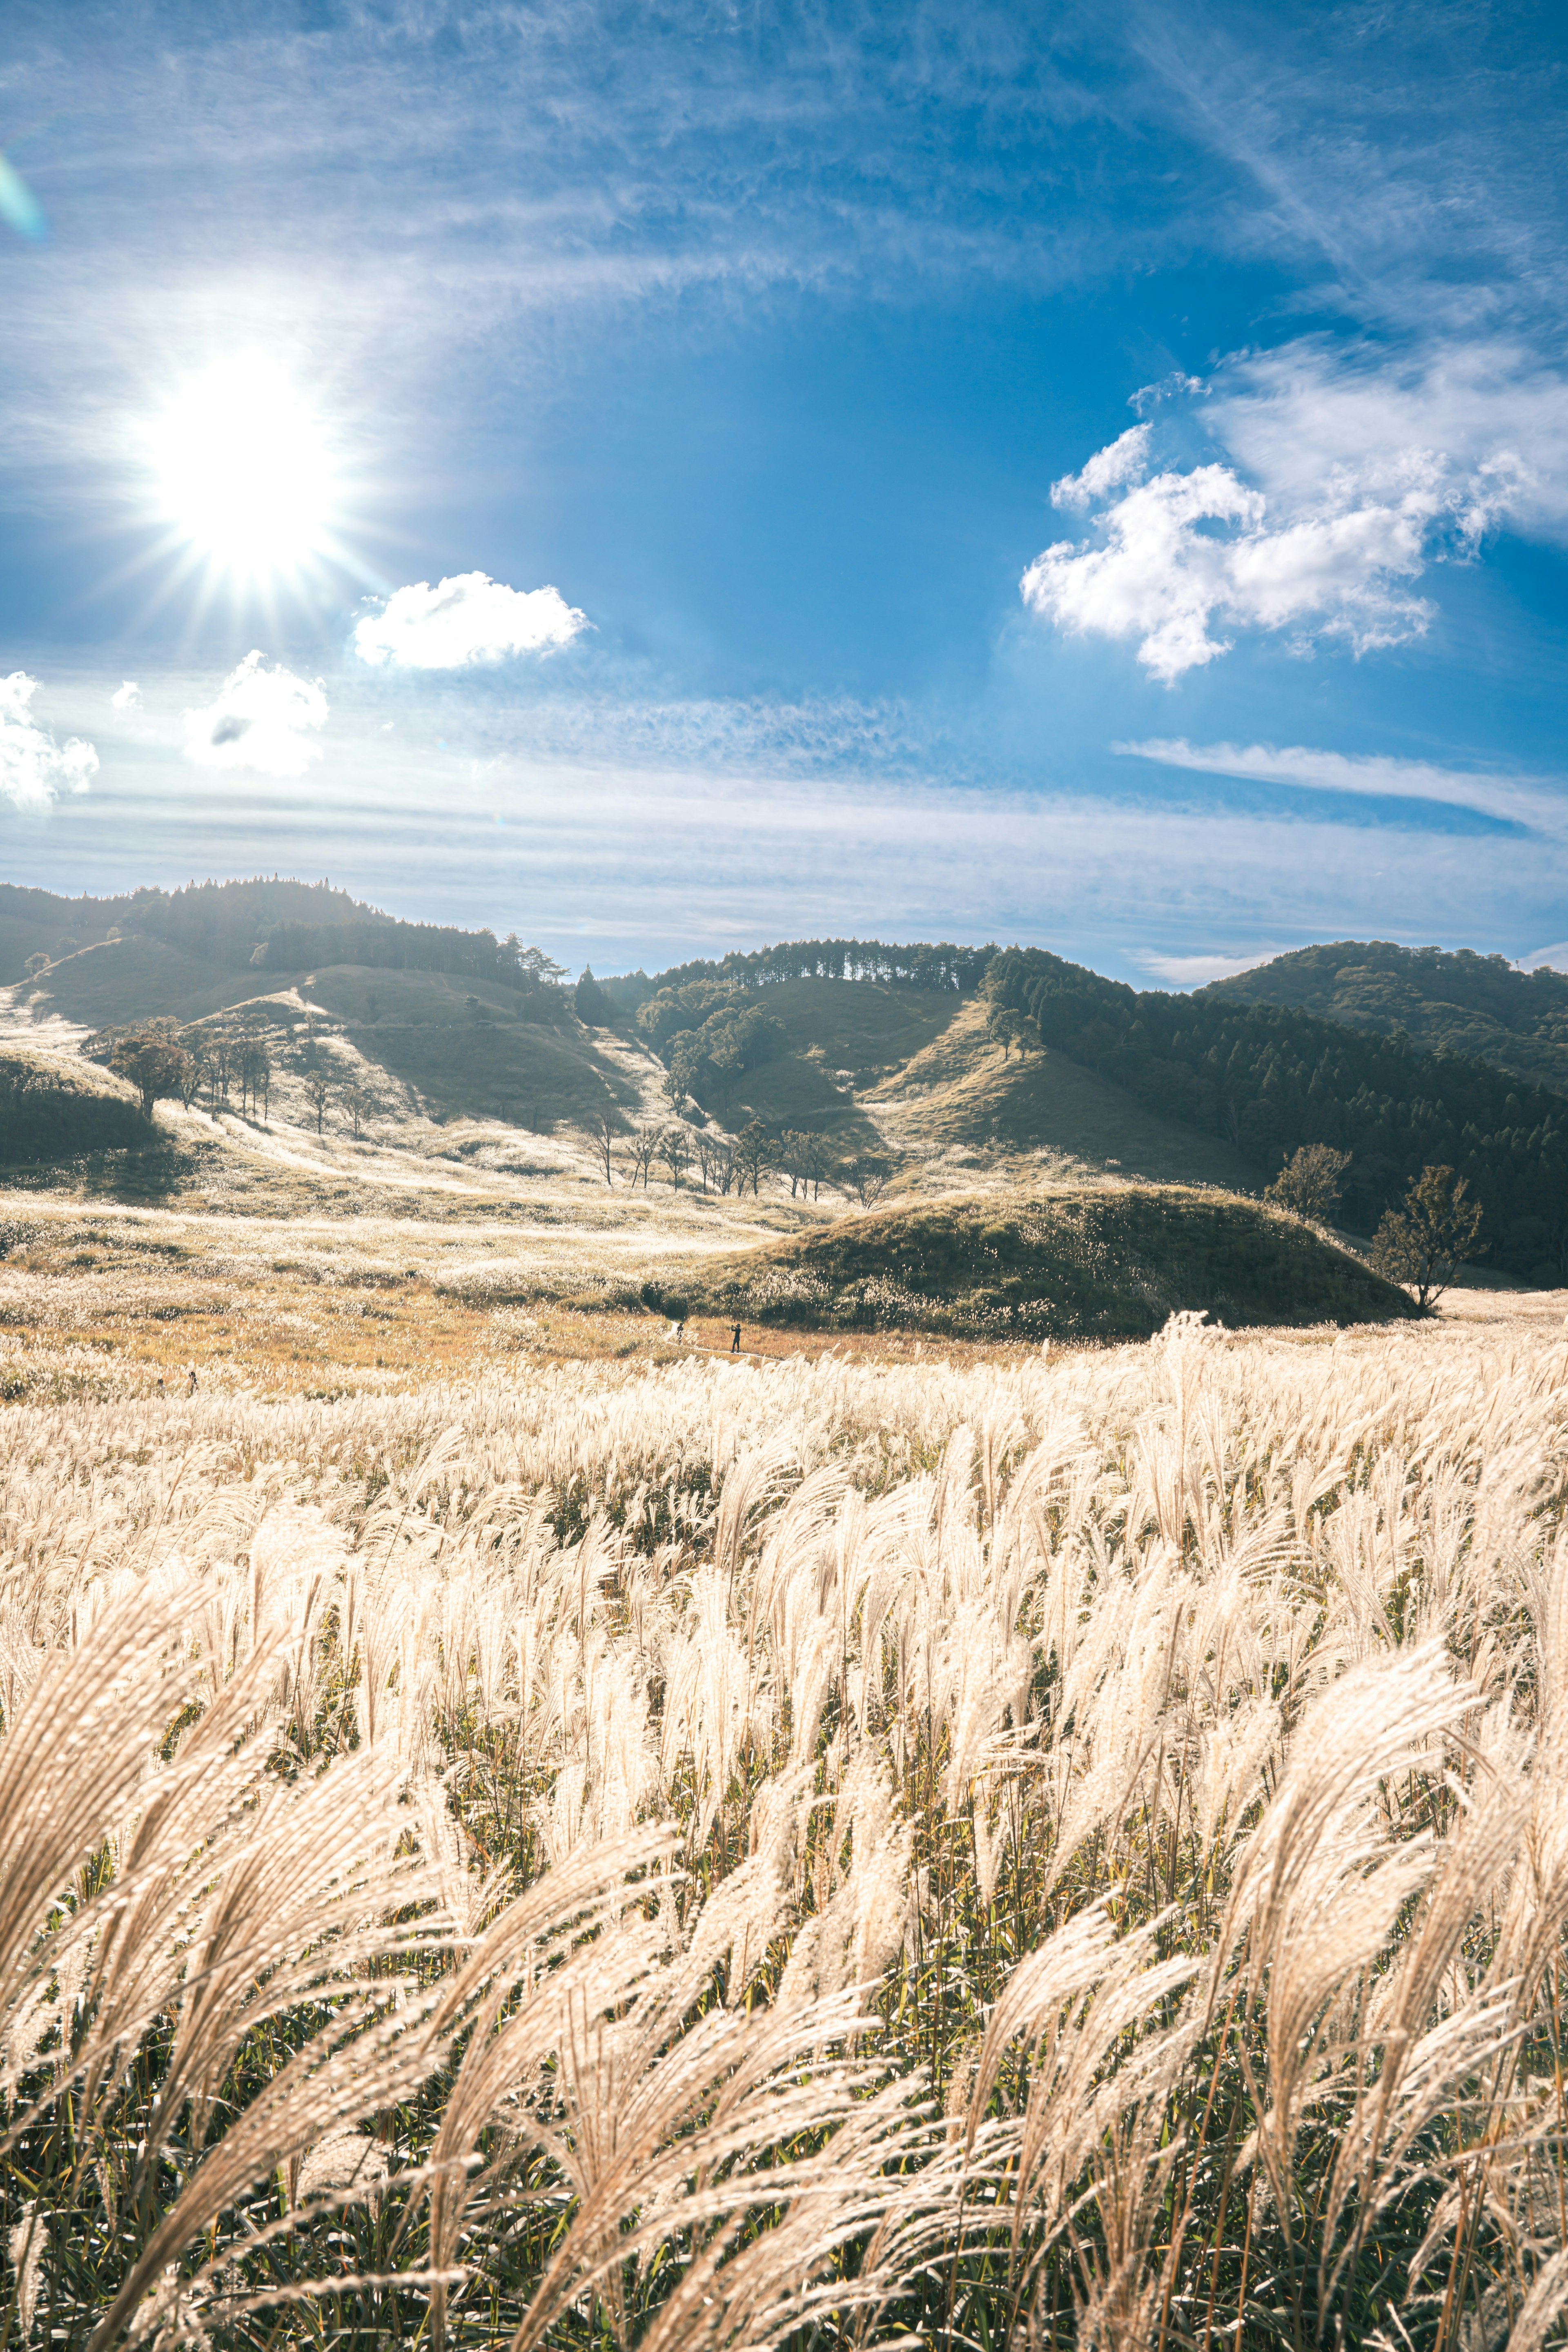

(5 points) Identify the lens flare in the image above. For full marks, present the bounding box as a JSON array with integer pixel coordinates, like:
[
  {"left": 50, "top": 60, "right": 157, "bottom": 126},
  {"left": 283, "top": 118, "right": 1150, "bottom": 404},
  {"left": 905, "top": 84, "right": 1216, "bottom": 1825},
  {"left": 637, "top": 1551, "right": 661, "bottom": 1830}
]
[{"left": 149, "top": 354, "right": 334, "bottom": 579}]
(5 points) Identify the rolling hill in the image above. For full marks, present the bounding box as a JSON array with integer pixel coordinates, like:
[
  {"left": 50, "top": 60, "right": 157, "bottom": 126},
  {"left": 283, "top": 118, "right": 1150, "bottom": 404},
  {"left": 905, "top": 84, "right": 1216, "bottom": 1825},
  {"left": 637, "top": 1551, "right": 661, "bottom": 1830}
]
[
  {"left": 8, "top": 886, "right": 1564, "bottom": 1292},
  {"left": 985, "top": 945, "right": 1568, "bottom": 1275},
  {"left": 654, "top": 1187, "right": 1419, "bottom": 1339}
]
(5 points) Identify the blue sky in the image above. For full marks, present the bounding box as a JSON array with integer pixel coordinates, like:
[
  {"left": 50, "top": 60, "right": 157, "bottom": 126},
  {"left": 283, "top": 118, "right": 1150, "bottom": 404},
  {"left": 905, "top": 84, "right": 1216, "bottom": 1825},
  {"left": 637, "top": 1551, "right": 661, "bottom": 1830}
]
[{"left": 2, "top": 0, "right": 1566, "bottom": 980}]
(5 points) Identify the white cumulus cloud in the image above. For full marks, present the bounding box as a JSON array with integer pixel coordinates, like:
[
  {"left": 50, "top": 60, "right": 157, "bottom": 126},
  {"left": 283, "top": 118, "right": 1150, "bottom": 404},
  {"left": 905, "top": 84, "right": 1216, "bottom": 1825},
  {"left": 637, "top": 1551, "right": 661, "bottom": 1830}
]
[
  {"left": 1050, "top": 424, "right": 1152, "bottom": 510},
  {"left": 0, "top": 673, "right": 98, "bottom": 811},
  {"left": 1023, "top": 448, "right": 1432, "bottom": 684},
  {"left": 1023, "top": 335, "right": 1568, "bottom": 684},
  {"left": 183, "top": 652, "right": 328, "bottom": 777},
  {"left": 111, "top": 679, "right": 141, "bottom": 710},
  {"left": 352, "top": 573, "right": 588, "bottom": 669}
]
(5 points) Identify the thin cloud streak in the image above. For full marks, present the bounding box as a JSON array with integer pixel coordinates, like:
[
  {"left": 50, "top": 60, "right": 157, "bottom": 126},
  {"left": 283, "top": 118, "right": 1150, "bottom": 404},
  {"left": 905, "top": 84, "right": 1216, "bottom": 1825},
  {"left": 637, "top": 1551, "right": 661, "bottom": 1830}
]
[{"left": 1114, "top": 736, "right": 1566, "bottom": 834}]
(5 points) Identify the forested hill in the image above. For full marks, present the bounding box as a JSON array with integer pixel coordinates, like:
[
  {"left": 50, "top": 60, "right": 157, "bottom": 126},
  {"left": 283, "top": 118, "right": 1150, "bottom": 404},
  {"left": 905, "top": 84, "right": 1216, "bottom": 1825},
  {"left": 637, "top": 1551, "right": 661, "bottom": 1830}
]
[
  {"left": 1203, "top": 940, "right": 1568, "bottom": 1096},
  {"left": 0, "top": 877, "right": 382, "bottom": 984},
  {"left": 984, "top": 946, "right": 1568, "bottom": 1273}
]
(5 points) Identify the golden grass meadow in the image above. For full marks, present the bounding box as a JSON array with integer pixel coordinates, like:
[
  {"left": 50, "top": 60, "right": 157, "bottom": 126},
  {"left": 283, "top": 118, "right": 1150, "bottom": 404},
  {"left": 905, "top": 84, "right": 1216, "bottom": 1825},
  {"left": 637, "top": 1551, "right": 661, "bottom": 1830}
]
[{"left": 7, "top": 1250, "right": 1568, "bottom": 2351}]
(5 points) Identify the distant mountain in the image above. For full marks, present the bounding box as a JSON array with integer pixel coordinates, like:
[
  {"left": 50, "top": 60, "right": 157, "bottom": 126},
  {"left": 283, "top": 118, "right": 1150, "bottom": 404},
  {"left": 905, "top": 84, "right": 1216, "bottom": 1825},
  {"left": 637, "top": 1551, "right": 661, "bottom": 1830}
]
[{"left": 1202, "top": 940, "right": 1568, "bottom": 1097}]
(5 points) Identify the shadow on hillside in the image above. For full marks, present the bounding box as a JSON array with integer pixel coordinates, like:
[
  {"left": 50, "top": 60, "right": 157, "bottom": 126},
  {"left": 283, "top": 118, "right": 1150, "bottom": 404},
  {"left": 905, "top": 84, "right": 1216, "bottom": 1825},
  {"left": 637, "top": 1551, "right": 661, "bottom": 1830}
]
[{"left": 0, "top": 1138, "right": 208, "bottom": 1205}]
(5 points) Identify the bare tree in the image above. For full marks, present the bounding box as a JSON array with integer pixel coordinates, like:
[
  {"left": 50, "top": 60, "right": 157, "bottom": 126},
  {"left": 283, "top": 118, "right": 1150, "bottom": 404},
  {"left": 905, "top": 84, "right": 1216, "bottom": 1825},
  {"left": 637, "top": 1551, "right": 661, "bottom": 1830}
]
[
  {"left": 305, "top": 1071, "right": 331, "bottom": 1136},
  {"left": 178, "top": 1040, "right": 208, "bottom": 1111},
  {"left": 843, "top": 1154, "right": 893, "bottom": 1208},
  {"left": 694, "top": 1131, "right": 733, "bottom": 1194},
  {"left": 591, "top": 1112, "right": 617, "bottom": 1187},
  {"left": 624, "top": 1126, "right": 660, "bottom": 1189},
  {"left": 343, "top": 1080, "right": 368, "bottom": 1141}
]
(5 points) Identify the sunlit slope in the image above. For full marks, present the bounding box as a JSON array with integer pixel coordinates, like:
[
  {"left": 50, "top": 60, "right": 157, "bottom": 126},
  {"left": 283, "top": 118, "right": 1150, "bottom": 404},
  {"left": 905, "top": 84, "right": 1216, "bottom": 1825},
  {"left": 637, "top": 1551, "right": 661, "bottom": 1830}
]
[
  {"left": 11, "top": 951, "right": 667, "bottom": 1136},
  {"left": 17, "top": 937, "right": 275, "bottom": 1027},
  {"left": 671, "top": 1185, "right": 1416, "bottom": 1339},
  {"left": 301, "top": 965, "right": 657, "bottom": 1127},
  {"left": 868, "top": 998, "right": 1258, "bottom": 1186}
]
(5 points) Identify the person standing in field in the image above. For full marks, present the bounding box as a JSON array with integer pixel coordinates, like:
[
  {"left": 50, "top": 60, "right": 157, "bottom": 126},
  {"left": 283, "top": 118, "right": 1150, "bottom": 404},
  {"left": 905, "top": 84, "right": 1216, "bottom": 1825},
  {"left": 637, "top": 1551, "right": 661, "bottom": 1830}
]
[{"left": 731, "top": 1323, "right": 741, "bottom": 1354}]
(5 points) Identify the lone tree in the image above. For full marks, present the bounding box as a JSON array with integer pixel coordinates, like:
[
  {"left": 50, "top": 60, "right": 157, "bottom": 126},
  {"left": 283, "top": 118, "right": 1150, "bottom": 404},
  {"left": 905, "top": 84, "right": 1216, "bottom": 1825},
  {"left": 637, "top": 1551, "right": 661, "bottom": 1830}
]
[
  {"left": 732, "top": 1120, "right": 777, "bottom": 1197},
  {"left": 238, "top": 1036, "right": 272, "bottom": 1120},
  {"left": 1371, "top": 1164, "right": 1485, "bottom": 1312},
  {"left": 575, "top": 967, "right": 612, "bottom": 1027},
  {"left": 659, "top": 1125, "right": 692, "bottom": 1189},
  {"left": 304, "top": 1071, "right": 332, "bottom": 1136},
  {"left": 343, "top": 1080, "right": 368, "bottom": 1140},
  {"left": 590, "top": 1110, "right": 617, "bottom": 1186},
  {"left": 23, "top": 952, "right": 49, "bottom": 979},
  {"left": 1265, "top": 1142, "right": 1352, "bottom": 1225},
  {"left": 109, "top": 1028, "right": 193, "bottom": 1120},
  {"left": 842, "top": 1154, "right": 893, "bottom": 1208}
]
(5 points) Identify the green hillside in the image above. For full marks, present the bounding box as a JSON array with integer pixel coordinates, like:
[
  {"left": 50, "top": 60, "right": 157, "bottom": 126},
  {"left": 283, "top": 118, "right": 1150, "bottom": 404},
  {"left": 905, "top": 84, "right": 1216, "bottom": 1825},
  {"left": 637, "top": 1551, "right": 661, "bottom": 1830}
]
[
  {"left": 985, "top": 947, "right": 1568, "bottom": 1274},
  {"left": 17, "top": 936, "right": 278, "bottom": 1028},
  {"left": 0, "top": 877, "right": 380, "bottom": 988},
  {"left": 300, "top": 965, "right": 644, "bottom": 1126},
  {"left": 657, "top": 1187, "right": 1417, "bottom": 1339},
  {"left": 1205, "top": 940, "right": 1568, "bottom": 1095},
  {"left": 869, "top": 998, "right": 1258, "bottom": 1186}
]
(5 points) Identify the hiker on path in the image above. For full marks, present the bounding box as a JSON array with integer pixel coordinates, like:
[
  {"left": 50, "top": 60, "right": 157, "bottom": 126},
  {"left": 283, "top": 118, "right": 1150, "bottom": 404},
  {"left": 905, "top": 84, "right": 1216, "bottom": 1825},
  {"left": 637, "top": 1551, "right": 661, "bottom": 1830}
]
[{"left": 731, "top": 1323, "right": 741, "bottom": 1354}]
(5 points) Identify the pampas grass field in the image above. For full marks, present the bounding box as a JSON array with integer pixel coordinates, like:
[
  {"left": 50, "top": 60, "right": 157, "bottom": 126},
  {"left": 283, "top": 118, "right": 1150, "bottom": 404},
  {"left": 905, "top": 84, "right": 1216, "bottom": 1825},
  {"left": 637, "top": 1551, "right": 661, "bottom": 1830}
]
[{"left": 6, "top": 1310, "right": 1568, "bottom": 2348}]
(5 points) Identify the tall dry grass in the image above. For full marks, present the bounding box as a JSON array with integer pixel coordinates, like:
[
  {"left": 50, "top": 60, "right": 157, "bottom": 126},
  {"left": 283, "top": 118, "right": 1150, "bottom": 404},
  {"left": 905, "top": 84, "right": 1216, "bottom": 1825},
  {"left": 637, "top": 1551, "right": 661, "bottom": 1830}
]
[{"left": 4, "top": 1314, "right": 1568, "bottom": 2347}]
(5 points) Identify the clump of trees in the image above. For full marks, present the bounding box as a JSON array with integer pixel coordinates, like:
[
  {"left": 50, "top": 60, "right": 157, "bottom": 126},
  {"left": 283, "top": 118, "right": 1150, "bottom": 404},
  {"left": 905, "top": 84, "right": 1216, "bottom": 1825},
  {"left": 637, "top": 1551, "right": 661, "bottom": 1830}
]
[
  {"left": 637, "top": 936, "right": 995, "bottom": 998},
  {"left": 584, "top": 1109, "right": 884, "bottom": 1205},
  {"left": 108, "top": 1027, "right": 194, "bottom": 1118},
  {"left": 1371, "top": 1165, "right": 1485, "bottom": 1312},
  {"left": 635, "top": 982, "right": 788, "bottom": 1113}
]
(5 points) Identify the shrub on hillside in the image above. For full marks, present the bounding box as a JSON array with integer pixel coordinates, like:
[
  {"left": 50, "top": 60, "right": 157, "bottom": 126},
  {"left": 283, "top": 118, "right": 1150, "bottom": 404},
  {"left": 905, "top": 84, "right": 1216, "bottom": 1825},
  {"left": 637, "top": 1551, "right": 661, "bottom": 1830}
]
[{"left": 0, "top": 1050, "right": 147, "bottom": 1162}]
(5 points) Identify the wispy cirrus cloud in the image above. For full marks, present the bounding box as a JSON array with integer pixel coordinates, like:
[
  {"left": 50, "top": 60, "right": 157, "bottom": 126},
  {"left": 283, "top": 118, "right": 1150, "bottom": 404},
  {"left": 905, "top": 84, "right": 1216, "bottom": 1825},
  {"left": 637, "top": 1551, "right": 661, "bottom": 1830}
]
[
  {"left": 1135, "top": 947, "right": 1281, "bottom": 988},
  {"left": 1114, "top": 735, "right": 1565, "bottom": 833}
]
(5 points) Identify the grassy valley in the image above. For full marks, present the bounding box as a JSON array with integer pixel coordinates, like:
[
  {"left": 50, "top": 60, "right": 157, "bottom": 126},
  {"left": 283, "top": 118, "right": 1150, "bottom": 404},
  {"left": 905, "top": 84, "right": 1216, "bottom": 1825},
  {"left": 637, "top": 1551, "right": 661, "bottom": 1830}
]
[{"left": 4, "top": 880, "right": 1567, "bottom": 2352}]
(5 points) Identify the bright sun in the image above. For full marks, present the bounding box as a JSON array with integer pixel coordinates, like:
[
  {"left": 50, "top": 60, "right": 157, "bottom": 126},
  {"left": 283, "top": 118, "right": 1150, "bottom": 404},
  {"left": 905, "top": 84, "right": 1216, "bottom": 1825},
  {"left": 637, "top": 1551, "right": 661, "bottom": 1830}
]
[{"left": 149, "top": 354, "right": 334, "bottom": 577}]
